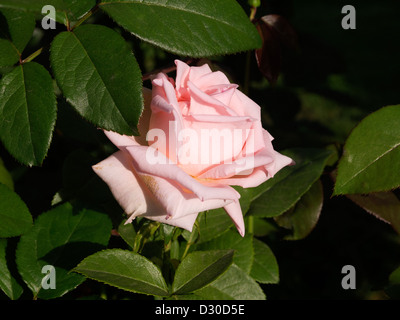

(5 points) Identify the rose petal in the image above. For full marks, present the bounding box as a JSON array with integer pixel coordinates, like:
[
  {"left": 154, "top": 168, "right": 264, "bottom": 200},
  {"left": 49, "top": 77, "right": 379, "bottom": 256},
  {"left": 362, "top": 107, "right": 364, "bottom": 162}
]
[
  {"left": 196, "top": 150, "right": 273, "bottom": 180},
  {"left": 260, "top": 130, "right": 295, "bottom": 177},
  {"left": 149, "top": 75, "right": 186, "bottom": 162},
  {"left": 136, "top": 171, "right": 234, "bottom": 221},
  {"left": 230, "top": 89, "right": 262, "bottom": 121},
  {"left": 209, "top": 167, "right": 271, "bottom": 188},
  {"left": 187, "top": 81, "right": 237, "bottom": 116},
  {"left": 193, "top": 70, "right": 231, "bottom": 91},
  {"left": 175, "top": 60, "right": 212, "bottom": 99},
  {"left": 92, "top": 150, "right": 163, "bottom": 218},
  {"left": 125, "top": 145, "right": 240, "bottom": 202},
  {"left": 223, "top": 201, "right": 245, "bottom": 237},
  {"left": 92, "top": 150, "right": 221, "bottom": 232}
]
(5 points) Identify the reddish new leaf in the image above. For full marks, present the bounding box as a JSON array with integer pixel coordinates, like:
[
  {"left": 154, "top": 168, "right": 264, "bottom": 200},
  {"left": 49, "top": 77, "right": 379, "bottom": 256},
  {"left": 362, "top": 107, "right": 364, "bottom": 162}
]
[
  {"left": 255, "top": 18, "right": 282, "bottom": 84},
  {"left": 261, "top": 14, "right": 299, "bottom": 51},
  {"left": 255, "top": 14, "right": 299, "bottom": 84}
]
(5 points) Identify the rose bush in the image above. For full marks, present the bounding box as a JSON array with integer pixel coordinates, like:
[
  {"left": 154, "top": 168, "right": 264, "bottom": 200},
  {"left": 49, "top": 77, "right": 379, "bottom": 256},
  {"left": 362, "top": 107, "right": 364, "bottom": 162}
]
[{"left": 93, "top": 60, "right": 293, "bottom": 236}]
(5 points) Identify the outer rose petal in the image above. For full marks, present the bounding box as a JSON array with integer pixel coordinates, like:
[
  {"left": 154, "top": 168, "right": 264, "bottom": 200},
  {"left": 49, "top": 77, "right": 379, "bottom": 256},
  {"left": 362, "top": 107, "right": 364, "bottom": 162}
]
[
  {"left": 223, "top": 201, "right": 245, "bottom": 237},
  {"left": 135, "top": 171, "right": 235, "bottom": 220},
  {"left": 229, "top": 88, "right": 262, "bottom": 120},
  {"left": 92, "top": 150, "right": 162, "bottom": 219},
  {"left": 92, "top": 150, "right": 226, "bottom": 232}
]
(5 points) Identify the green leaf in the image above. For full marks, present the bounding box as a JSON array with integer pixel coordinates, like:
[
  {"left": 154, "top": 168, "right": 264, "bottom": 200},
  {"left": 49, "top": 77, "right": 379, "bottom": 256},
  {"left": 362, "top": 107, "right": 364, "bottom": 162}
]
[
  {"left": 99, "top": 0, "right": 261, "bottom": 57},
  {"left": 196, "top": 209, "right": 235, "bottom": 244},
  {"left": 386, "top": 266, "right": 400, "bottom": 299},
  {"left": 249, "top": 238, "right": 279, "bottom": 284},
  {"left": 172, "top": 249, "right": 234, "bottom": 295},
  {"left": 74, "top": 249, "right": 169, "bottom": 296},
  {"left": 0, "top": 239, "right": 23, "bottom": 299},
  {"left": 0, "top": 39, "right": 18, "bottom": 68},
  {"left": 195, "top": 264, "right": 265, "bottom": 300},
  {"left": 0, "top": 157, "right": 13, "bottom": 190},
  {"left": 117, "top": 219, "right": 137, "bottom": 249},
  {"left": 334, "top": 105, "right": 400, "bottom": 195},
  {"left": 50, "top": 24, "right": 143, "bottom": 136},
  {"left": 248, "top": 148, "right": 332, "bottom": 218},
  {"left": 275, "top": 179, "right": 323, "bottom": 240},
  {"left": 246, "top": 216, "right": 278, "bottom": 237},
  {"left": 0, "top": 183, "right": 32, "bottom": 238},
  {"left": 0, "top": 8, "right": 35, "bottom": 67},
  {"left": 16, "top": 202, "right": 112, "bottom": 299},
  {"left": 347, "top": 191, "right": 400, "bottom": 235},
  {"left": 0, "top": 62, "right": 57, "bottom": 166},
  {"left": 196, "top": 230, "right": 254, "bottom": 274},
  {"left": 0, "top": 0, "right": 96, "bottom": 24}
]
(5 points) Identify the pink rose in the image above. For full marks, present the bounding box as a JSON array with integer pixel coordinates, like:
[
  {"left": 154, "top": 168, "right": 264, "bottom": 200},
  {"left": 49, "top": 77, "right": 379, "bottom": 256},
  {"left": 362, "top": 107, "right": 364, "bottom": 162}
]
[{"left": 93, "top": 60, "right": 293, "bottom": 236}]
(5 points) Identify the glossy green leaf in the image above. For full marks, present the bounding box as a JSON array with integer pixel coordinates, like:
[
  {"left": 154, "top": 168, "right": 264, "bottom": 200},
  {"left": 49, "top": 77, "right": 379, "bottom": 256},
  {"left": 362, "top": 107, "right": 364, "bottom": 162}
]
[
  {"left": 0, "top": 157, "right": 13, "bottom": 190},
  {"left": 0, "top": 183, "right": 32, "bottom": 238},
  {"left": 99, "top": 0, "right": 261, "bottom": 57},
  {"left": 196, "top": 230, "right": 254, "bottom": 274},
  {"left": 334, "top": 105, "right": 400, "bottom": 195},
  {"left": 195, "top": 264, "right": 265, "bottom": 300},
  {"left": 0, "top": 62, "right": 57, "bottom": 166},
  {"left": 16, "top": 202, "right": 112, "bottom": 299},
  {"left": 74, "top": 249, "right": 169, "bottom": 296},
  {"left": 249, "top": 238, "right": 279, "bottom": 284},
  {"left": 0, "top": 239, "right": 23, "bottom": 299},
  {"left": 172, "top": 249, "right": 234, "bottom": 295},
  {"left": 347, "top": 191, "right": 400, "bottom": 235},
  {"left": 275, "top": 179, "right": 323, "bottom": 240},
  {"left": 50, "top": 24, "right": 143, "bottom": 136},
  {"left": 248, "top": 148, "right": 332, "bottom": 218},
  {"left": 0, "top": 0, "right": 95, "bottom": 24},
  {"left": 0, "top": 8, "right": 35, "bottom": 67}
]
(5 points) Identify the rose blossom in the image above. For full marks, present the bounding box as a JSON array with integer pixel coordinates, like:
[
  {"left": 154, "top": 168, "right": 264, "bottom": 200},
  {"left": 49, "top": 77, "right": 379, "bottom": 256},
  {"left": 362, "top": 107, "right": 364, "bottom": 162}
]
[{"left": 93, "top": 60, "right": 293, "bottom": 236}]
